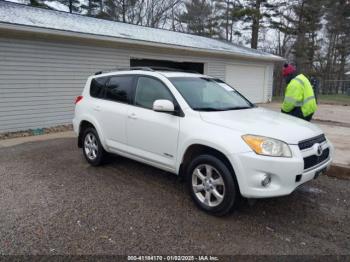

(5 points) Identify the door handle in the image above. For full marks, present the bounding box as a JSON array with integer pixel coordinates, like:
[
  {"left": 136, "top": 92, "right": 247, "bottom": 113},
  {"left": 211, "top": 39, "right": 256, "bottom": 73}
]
[
  {"left": 93, "top": 105, "right": 101, "bottom": 112},
  {"left": 128, "top": 113, "right": 137, "bottom": 120}
]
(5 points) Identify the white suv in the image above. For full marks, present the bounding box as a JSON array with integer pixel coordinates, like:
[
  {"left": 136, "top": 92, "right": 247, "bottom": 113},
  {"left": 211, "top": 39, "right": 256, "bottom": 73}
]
[{"left": 73, "top": 68, "right": 333, "bottom": 215}]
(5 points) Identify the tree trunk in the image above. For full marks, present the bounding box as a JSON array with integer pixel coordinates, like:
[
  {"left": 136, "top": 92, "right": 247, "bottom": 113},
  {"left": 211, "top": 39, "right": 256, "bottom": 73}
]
[
  {"left": 225, "top": 0, "right": 229, "bottom": 40},
  {"left": 323, "top": 32, "right": 335, "bottom": 94},
  {"left": 100, "top": 0, "right": 103, "bottom": 14},
  {"left": 295, "top": 0, "right": 306, "bottom": 73},
  {"left": 338, "top": 52, "right": 346, "bottom": 94},
  {"left": 87, "top": 0, "right": 91, "bottom": 15},
  {"left": 122, "top": 0, "right": 126, "bottom": 23},
  {"left": 250, "top": 0, "right": 261, "bottom": 49}
]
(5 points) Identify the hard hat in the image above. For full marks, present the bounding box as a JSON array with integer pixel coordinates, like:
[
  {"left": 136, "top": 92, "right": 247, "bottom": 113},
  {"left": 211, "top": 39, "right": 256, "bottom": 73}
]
[{"left": 283, "top": 63, "right": 296, "bottom": 77}]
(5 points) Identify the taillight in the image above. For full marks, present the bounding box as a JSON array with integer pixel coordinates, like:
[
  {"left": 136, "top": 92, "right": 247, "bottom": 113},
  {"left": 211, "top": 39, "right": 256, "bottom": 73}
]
[{"left": 75, "top": 96, "right": 83, "bottom": 104}]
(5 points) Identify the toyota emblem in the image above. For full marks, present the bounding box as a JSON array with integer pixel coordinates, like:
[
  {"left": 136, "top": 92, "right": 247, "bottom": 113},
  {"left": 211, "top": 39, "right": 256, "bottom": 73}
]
[{"left": 316, "top": 144, "right": 323, "bottom": 156}]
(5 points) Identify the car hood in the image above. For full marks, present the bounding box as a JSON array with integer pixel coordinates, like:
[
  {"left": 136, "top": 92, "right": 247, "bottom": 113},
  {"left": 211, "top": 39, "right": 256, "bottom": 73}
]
[{"left": 199, "top": 107, "right": 323, "bottom": 144}]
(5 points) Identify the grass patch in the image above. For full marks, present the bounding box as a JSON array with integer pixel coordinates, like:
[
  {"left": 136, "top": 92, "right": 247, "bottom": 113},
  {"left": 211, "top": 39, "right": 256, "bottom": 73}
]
[
  {"left": 317, "top": 95, "right": 350, "bottom": 105},
  {"left": 272, "top": 95, "right": 350, "bottom": 105},
  {"left": 272, "top": 96, "right": 283, "bottom": 103}
]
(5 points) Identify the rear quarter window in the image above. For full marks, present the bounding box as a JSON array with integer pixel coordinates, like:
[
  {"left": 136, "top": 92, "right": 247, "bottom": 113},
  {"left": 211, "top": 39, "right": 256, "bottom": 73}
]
[{"left": 90, "top": 77, "right": 108, "bottom": 98}]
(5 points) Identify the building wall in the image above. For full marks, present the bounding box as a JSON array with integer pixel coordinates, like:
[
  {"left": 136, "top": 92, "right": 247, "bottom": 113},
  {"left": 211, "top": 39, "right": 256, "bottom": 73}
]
[{"left": 0, "top": 36, "right": 274, "bottom": 133}]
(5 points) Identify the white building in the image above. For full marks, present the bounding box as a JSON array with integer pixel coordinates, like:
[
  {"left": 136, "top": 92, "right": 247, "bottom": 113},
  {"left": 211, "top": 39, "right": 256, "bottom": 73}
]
[{"left": 0, "top": 1, "right": 283, "bottom": 133}]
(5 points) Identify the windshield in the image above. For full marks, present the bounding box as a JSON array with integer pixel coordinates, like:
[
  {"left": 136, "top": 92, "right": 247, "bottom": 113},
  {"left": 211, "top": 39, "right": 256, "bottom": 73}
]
[{"left": 169, "top": 77, "right": 254, "bottom": 111}]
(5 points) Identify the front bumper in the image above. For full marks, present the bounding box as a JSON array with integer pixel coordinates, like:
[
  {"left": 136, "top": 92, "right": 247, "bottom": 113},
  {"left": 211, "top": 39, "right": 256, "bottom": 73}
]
[{"left": 230, "top": 141, "right": 333, "bottom": 198}]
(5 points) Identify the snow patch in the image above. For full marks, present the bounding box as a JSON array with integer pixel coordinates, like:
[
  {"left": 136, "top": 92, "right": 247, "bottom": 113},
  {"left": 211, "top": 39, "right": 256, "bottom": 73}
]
[{"left": 0, "top": 1, "right": 281, "bottom": 61}]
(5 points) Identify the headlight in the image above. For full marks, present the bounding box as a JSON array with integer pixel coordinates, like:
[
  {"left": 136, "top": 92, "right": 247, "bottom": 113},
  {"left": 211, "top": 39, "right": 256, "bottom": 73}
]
[{"left": 242, "top": 135, "right": 292, "bottom": 157}]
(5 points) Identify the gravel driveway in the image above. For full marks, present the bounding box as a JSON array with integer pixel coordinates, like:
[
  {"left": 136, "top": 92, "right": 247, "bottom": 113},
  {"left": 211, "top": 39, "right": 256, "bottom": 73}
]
[{"left": 0, "top": 138, "right": 349, "bottom": 255}]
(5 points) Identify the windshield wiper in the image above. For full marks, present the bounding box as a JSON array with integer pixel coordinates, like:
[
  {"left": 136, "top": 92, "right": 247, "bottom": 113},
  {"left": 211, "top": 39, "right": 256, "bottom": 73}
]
[
  {"left": 221, "top": 106, "right": 252, "bottom": 111},
  {"left": 193, "top": 106, "right": 253, "bottom": 111},
  {"left": 193, "top": 107, "right": 224, "bottom": 111}
]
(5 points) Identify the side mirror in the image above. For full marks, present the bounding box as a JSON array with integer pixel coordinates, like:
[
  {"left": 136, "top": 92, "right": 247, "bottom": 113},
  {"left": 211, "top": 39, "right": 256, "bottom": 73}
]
[{"left": 153, "top": 99, "right": 175, "bottom": 113}]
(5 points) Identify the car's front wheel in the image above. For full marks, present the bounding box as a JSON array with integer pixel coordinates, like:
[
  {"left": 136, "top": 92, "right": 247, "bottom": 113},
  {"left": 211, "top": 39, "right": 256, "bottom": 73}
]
[
  {"left": 82, "top": 127, "right": 106, "bottom": 166},
  {"left": 187, "top": 154, "right": 239, "bottom": 216}
]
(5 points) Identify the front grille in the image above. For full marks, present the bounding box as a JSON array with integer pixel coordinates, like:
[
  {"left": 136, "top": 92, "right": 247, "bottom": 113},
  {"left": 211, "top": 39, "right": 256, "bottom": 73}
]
[
  {"left": 298, "top": 134, "right": 326, "bottom": 150},
  {"left": 303, "top": 148, "right": 330, "bottom": 170}
]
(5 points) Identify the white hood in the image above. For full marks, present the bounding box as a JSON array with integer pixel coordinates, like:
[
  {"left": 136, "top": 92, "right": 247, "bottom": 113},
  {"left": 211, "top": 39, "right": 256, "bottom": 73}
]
[{"left": 199, "top": 107, "right": 323, "bottom": 144}]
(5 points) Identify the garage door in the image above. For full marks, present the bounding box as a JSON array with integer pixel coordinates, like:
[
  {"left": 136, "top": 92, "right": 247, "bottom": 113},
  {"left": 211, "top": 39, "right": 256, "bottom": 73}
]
[{"left": 225, "top": 64, "right": 266, "bottom": 103}]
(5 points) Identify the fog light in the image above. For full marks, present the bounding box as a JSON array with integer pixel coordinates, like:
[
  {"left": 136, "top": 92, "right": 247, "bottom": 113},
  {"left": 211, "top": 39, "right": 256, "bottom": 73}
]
[{"left": 261, "top": 174, "right": 271, "bottom": 187}]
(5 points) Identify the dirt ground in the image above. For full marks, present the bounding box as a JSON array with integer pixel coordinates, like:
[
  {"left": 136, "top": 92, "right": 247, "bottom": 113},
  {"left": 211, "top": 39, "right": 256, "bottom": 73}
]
[{"left": 0, "top": 138, "right": 349, "bottom": 255}]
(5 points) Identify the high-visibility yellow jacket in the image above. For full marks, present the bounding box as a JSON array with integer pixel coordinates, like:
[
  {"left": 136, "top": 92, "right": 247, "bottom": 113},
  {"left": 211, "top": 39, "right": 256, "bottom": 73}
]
[{"left": 282, "top": 74, "right": 317, "bottom": 117}]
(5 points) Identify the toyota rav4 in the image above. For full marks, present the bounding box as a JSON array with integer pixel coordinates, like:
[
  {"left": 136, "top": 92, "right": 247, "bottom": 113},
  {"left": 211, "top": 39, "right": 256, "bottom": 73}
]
[{"left": 73, "top": 68, "right": 333, "bottom": 215}]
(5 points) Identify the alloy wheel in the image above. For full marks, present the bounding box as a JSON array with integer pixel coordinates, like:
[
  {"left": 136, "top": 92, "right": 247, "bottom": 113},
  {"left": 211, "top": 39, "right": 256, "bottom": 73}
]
[
  {"left": 84, "top": 132, "right": 98, "bottom": 160},
  {"left": 192, "top": 164, "right": 225, "bottom": 207}
]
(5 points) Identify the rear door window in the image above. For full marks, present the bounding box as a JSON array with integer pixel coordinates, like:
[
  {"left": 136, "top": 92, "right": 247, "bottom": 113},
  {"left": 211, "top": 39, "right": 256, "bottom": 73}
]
[{"left": 105, "top": 75, "right": 135, "bottom": 104}]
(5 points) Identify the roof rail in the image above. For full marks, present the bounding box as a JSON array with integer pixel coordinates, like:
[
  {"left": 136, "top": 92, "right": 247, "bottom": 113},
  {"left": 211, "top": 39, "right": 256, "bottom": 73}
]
[
  {"left": 94, "top": 67, "right": 154, "bottom": 75},
  {"left": 93, "top": 66, "right": 200, "bottom": 75},
  {"left": 145, "top": 66, "right": 182, "bottom": 72},
  {"left": 147, "top": 66, "right": 200, "bottom": 73},
  {"left": 125, "top": 67, "right": 154, "bottom": 71}
]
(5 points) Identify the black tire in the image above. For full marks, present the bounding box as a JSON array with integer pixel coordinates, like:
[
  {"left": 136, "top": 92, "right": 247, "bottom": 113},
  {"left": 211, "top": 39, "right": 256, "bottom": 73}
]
[
  {"left": 187, "top": 154, "right": 239, "bottom": 216},
  {"left": 82, "top": 127, "right": 107, "bottom": 166}
]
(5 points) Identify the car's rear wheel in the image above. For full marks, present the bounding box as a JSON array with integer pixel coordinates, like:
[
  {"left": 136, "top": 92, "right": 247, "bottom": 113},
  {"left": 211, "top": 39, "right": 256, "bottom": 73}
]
[
  {"left": 187, "top": 154, "right": 239, "bottom": 216},
  {"left": 82, "top": 127, "right": 106, "bottom": 166}
]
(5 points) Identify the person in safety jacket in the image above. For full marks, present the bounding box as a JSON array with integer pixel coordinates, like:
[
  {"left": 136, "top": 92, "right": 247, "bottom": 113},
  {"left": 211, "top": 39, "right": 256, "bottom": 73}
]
[{"left": 281, "top": 64, "right": 317, "bottom": 121}]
